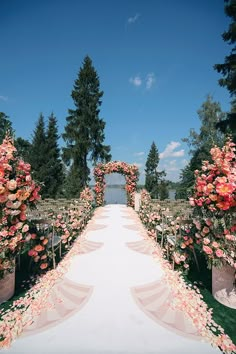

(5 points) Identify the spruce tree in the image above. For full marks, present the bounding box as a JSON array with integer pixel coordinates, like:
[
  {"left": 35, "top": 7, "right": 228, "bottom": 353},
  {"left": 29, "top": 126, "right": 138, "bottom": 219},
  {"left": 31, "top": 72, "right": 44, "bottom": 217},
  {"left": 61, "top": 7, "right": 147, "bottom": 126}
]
[
  {"left": 43, "top": 113, "right": 64, "bottom": 198},
  {"left": 145, "top": 142, "right": 165, "bottom": 199},
  {"left": 62, "top": 56, "right": 111, "bottom": 197},
  {"left": 29, "top": 114, "right": 48, "bottom": 196}
]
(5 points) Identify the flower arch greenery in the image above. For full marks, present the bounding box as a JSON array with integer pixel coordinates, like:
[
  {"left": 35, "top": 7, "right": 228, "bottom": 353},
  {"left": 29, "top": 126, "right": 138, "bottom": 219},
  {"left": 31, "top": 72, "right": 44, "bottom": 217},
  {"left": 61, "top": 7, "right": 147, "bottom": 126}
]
[{"left": 94, "top": 161, "right": 139, "bottom": 207}]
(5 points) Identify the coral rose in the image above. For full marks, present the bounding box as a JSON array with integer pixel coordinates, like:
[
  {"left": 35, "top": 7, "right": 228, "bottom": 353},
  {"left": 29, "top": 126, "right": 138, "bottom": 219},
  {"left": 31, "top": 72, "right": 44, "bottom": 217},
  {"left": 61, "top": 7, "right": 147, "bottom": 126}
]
[
  {"left": 203, "top": 245, "right": 213, "bottom": 255},
  {"left": 215, "top": 249, "right": 224, "bottom": 258},
  {"left": 40, "top": 263, "right": 48, "bottom": 270}
]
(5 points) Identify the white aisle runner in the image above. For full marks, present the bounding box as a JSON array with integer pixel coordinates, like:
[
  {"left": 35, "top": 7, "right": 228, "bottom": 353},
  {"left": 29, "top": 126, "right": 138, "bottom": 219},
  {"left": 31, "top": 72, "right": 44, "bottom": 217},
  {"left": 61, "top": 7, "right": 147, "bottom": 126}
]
[{"left": 6, "top": 205, "right": 220, "bottom": 354}]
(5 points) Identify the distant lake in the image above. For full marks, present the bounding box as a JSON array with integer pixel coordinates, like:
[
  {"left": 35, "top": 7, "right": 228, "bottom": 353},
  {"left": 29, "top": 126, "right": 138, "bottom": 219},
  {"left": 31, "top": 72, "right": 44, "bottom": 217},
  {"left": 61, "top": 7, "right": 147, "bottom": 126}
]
[
  {"left": 104, "top": 187, "right": 127, "bottom": 204},
  {"left": 104, "top": 187, "right": 176, "bottom": 205}
]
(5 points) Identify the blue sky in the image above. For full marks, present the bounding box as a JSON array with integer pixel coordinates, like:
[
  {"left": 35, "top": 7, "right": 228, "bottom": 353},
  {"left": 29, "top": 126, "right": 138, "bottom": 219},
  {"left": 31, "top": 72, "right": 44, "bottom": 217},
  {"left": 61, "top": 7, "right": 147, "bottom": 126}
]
[{"left": 0, "top": 0, "right": 231, "bottom": 183}]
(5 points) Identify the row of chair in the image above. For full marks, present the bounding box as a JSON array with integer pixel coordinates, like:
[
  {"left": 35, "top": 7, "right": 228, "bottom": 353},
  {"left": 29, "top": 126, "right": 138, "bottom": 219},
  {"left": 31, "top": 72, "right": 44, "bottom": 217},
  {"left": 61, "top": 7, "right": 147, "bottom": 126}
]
[
  {"left": 25, "top": 199, "right": 93, "bottom": 270},
  {"left": 155, "top": 210, "right": 199, "bottom": 271}
]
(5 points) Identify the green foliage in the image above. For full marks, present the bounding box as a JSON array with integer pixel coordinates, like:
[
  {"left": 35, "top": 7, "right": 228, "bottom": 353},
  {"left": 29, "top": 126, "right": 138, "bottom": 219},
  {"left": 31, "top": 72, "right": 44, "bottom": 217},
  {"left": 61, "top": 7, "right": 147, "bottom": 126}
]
[
  {"left": 43, "top": 113, "right": 65, "bottom": 198},
  {"left": 177, "top": 96, "right": 225, "bottom": 199},
  {"left": 15, "top": 137, "right": 31, "bottom": 162},
  {"left": 29, "top": 113, "right": 64, "bottom": 198},
  {"left": 0, "top": 112, "right": 14, "bottom": 142},
  {"left": 29, "top": 114, "right": 47, "bottom": 194},
  {"left": 214, "top": 0, "right": 236, "bottom": 139},
  {"left": 187, "top": 252, "right": 236, "bottom": 345},
  {"left": 62, "top": 56, "right": 111, "bottom": 197},
  {"left": 175, "top": 164, "right": 194, "bottom": 199},
  {"left": 145, "top": 142, "right": 166, "bottom": 199},
  {"left": 159, "top": 180, "right": 169, "bottom": 200}
]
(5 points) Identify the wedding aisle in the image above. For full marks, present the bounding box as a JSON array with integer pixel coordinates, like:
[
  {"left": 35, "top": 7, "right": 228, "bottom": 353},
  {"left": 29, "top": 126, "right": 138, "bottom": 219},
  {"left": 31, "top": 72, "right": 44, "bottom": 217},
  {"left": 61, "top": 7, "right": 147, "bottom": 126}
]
[{"left": 5, "top": 205, "right": 221, "bottom": 354}]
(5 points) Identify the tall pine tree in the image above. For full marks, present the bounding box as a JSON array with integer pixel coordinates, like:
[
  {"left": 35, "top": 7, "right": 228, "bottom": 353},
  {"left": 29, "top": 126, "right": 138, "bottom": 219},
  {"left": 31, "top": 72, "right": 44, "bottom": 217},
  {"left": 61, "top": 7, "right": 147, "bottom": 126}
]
[
  {"left": 29, "top": 114, "right": 48, "bottom": 196},
  {"left": 43, "top": 113, "right": 64, "bottom": 198},
  {"left": 62, "top": 56, "right": 111, "bottom": 197},
  {"left": 145, "top": 142, "right": 165, "bottom": 199}
]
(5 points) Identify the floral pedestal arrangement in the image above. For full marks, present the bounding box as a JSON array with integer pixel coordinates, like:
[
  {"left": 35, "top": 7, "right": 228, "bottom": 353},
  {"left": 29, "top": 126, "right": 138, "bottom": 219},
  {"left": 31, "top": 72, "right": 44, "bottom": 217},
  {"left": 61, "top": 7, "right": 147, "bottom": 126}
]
[
  {"left": 0, "top": 267, "right": 15, "bottom": 304},
  {"left": 189, "top": 138, "right": 236, "bottom": 309},
  {"left": 212, "top": 264, "right": 236, "bottom": 309}
]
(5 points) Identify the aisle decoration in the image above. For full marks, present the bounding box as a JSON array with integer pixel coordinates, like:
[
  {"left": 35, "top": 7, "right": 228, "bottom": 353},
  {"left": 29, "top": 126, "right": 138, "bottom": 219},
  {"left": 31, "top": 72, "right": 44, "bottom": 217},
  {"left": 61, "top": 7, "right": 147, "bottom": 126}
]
[
  {"left": 151, "top": 244, "right": 236, "bottom": 353},
  {"left": 27, "top": 187, "right": 94, "bottom": 273},
  {"left": 94, "top": 161, "right": 139, "bottom": 207},
  {"left": 0, "top": 187, "right": 94, "bottom": 348}
]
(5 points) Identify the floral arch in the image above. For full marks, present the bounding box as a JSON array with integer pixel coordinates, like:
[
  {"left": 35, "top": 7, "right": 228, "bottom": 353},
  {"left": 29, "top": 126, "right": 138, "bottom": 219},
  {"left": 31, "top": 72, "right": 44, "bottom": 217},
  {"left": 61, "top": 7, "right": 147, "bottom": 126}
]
[{"left": 94, "top": 161, "right": 139, "bottom": 207}]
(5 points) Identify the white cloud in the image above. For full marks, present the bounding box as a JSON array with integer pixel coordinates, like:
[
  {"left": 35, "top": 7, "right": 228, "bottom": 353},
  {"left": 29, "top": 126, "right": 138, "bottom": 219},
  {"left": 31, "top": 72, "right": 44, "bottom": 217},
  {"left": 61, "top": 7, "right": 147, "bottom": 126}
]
[
  {"left": 134, "top": 151, "right": 145, "bottom": 157},
  {"left": 146, "top": 73, "right": 156, "bottom": 90},
  {"left": 127, "top": 13, "right": 140, "bottom": 24},
  {"left": 129, "top": 75, "right": 142, "bottom": 87},
  {"left": 159, "top": 158, "right": 188, "bottom": 182},
  {"left": 133, "top": 162, "right": 143, "bottom": 169},
  {"left": 0, "top": 95, "right": 8, "bottom": 101},
  {"left": 160, "top": 141, "right": 185, "bottom": 159}
]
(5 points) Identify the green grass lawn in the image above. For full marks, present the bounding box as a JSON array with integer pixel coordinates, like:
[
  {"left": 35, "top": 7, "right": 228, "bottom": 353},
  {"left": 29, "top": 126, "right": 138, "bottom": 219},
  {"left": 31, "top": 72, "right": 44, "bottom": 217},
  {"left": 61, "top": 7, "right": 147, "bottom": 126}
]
[{"left": 187, "top": 253, "right": 236, "bottom": 345}]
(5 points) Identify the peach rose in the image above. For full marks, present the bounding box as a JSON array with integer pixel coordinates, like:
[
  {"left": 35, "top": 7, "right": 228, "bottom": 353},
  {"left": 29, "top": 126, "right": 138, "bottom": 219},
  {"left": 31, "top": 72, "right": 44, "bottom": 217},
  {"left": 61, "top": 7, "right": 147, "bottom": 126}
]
[
  {"left": 212, "top": 241, "right": 219, "bottom": 248},
  {"left": 8, "top": 193, "right": 17, "bottom": 201},
  {"left": 203, "top": 237, "right": 211, "bottom": 245},
  {"left": 6, "top": 179, "right": 17, "bottom": 191}
]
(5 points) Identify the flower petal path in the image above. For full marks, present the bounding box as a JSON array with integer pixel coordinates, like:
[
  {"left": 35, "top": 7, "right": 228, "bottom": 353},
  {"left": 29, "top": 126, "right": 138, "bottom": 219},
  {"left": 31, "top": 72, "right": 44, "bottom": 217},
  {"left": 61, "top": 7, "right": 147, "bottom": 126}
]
[{"left": 2, "top": 205, "right": 231, "bottom": 353}]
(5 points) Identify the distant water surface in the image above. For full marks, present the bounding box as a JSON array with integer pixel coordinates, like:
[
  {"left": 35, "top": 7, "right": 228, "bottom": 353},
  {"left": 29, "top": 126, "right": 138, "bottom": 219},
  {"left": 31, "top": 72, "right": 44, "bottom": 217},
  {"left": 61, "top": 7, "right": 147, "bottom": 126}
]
[
  {"left": 104, "top": 187, "right": 176, "bottom": 205},
  {"left": 104, "top": 187, "right": 126, "bottom": 204}
]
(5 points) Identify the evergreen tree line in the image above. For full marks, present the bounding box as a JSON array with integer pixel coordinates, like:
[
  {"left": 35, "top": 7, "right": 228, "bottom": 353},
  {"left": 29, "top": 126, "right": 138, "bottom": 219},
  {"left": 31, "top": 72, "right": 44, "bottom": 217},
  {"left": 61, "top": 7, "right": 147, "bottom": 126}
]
[{"left": 0, "top": 56, "right": 111, "bottom": 199}]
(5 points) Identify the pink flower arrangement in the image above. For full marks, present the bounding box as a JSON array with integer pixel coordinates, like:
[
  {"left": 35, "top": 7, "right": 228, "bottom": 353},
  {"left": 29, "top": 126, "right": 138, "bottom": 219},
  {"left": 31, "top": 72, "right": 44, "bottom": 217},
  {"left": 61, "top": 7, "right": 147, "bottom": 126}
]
[
  {"left": 0, "top": 135, "right": 41, "bottom": 278},
  {"left": 190, "top": 139, "right": 236, "bottom": 212},
  {"left": 0, "top": 206, "right": 94, "bottom": 349},
  {"left": 189, "top": 138, "right": 236, "bottom": 268},
  {"left": 94, "top": 161, "right": 139, "bottom": 207}
]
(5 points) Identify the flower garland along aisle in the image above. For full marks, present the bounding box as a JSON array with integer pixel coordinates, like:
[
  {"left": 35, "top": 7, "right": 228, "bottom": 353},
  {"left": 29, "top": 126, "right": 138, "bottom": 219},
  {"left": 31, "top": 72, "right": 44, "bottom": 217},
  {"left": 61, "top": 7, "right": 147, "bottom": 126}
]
[
  {"left": 138, "top": 189, "right": 193, "bottom": 272},
  {"left": 138, "top": 190, "right": 236, "bottom": 353},
  {"left": 94, "top": 161, "right": 139, "bottom": 207},
  {"left": 27, "top": 187, "right": 95, "bottom": 273},
  {"left": 0, "top": 134, "right": 41, "bottom": 283},
  {"left": 0, "top": 187, "right": 94, "bottom": 349}
]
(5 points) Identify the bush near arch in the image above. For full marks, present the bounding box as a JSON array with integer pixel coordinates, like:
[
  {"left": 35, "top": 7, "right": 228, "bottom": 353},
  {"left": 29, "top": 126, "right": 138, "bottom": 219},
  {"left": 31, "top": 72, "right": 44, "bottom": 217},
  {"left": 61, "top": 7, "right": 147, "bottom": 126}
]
[{"left": 94, "top": 161, "right": 139, "bottom": 207}]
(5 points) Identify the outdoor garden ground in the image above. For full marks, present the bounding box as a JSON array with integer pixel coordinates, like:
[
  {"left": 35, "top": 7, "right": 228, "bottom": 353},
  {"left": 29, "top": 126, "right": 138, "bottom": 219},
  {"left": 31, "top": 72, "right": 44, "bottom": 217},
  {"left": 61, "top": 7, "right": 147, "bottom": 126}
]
[{"left": 1, "top": 204, "right": 235, "bottom": 353}]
